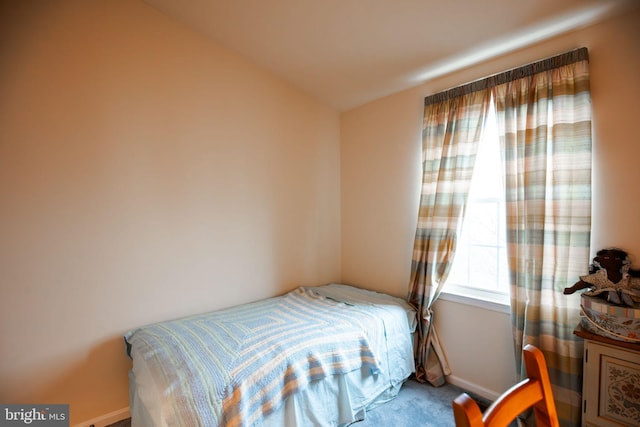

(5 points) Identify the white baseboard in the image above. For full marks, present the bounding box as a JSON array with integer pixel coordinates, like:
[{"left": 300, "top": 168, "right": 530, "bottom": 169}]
[
  {"left": 73, "top": 407, "right": 130, "bottom": 427},
  {"left": 447, "top": 375, "right": 500, "bottom": 403}
]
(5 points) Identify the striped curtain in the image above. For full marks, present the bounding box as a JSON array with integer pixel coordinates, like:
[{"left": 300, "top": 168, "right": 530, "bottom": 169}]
[
  {"left": 409, "top": 89, "right": 491, "bottom": 386},
  {"left": 493, "top": 48, "right": 592, "bottom": 426}
]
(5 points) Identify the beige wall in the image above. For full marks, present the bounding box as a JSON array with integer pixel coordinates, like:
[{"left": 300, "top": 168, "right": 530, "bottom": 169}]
[
  {"left": 2, "top": 0, "right": 639, "bottom": 423},
  {"left": 0, "top": 1, "right": 341, "bottom": 424},
  {"left": 341, "top": 9, "right": 640, "bottom": 398}
]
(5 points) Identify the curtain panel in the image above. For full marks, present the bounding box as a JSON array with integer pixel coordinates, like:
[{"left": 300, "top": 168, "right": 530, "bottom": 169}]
[
  {"left": 494, "top": 49, "right": 592, "bottom": 426},
  {"left": 409, "top": 89, "right": 491, "bottom": 386}
]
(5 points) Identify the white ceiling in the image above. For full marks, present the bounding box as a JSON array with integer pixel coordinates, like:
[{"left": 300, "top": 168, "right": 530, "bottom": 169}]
[{"left": 143, "top": 0, "right": 638, "bottom": 111}]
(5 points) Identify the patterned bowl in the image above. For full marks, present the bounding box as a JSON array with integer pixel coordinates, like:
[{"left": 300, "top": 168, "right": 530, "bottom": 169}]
[{"left": 580, "top": 294, "right": 640, "bottom": 343}]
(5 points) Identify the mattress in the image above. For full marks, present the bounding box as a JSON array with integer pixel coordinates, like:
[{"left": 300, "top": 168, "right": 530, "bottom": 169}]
[{"left": 126, "top": 284, "right": 416, "bottom": 427}]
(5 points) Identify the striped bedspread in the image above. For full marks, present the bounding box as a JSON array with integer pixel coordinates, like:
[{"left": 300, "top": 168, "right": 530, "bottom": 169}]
[{"left": 125, "top": 287, "right": 386, "bottom": 427}]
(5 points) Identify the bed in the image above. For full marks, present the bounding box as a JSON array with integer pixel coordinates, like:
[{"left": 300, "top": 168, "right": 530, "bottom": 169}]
[{"left": 124, "top": 284, "right": 417, "bottom": 426}]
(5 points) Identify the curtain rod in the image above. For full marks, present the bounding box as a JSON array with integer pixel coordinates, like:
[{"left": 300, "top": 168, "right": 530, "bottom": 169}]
[{"left": 424, "top": 47, "right": 589, "bottom": 106}]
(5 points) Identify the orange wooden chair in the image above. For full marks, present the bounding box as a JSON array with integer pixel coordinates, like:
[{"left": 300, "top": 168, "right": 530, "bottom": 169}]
[{"left": 452, "top": 344, "right": 559, "bottom": 427}]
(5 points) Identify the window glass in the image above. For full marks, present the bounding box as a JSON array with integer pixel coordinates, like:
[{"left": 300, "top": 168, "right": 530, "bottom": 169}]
[{"left": 447, "top": 99, "right": 509, "bottom": 301}]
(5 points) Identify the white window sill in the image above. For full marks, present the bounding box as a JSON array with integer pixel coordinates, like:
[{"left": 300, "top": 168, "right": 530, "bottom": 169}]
[{"left": 438, "top": 288, "right": 510, "bottom": 314}]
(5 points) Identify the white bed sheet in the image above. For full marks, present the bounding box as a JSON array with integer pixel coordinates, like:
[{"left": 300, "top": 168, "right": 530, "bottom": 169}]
[
  {"left": 128, "top": 284, "right": 416, "bottom": 426},
  {"left": 130, "top": 365, "right": 407, "bottom": 427}
]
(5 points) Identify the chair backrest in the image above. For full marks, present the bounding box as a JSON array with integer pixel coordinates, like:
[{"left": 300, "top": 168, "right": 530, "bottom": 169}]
[{"left": 452, "top": 344, "right": 559, "bottom": 427}]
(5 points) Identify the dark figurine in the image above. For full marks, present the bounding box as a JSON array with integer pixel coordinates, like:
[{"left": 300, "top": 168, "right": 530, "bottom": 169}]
[{"left": 563, "top": 248, "right": 640, "bottom": 307}]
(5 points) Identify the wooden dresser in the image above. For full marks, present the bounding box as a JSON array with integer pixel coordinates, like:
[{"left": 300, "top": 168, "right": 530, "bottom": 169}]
[{"left": 574, "top": 325, "right": 640, "bottom": 427}]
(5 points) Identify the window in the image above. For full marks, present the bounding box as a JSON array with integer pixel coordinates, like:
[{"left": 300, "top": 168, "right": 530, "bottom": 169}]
[{"left": 445, "top": 99, "right": 510, "bottom": 306}]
